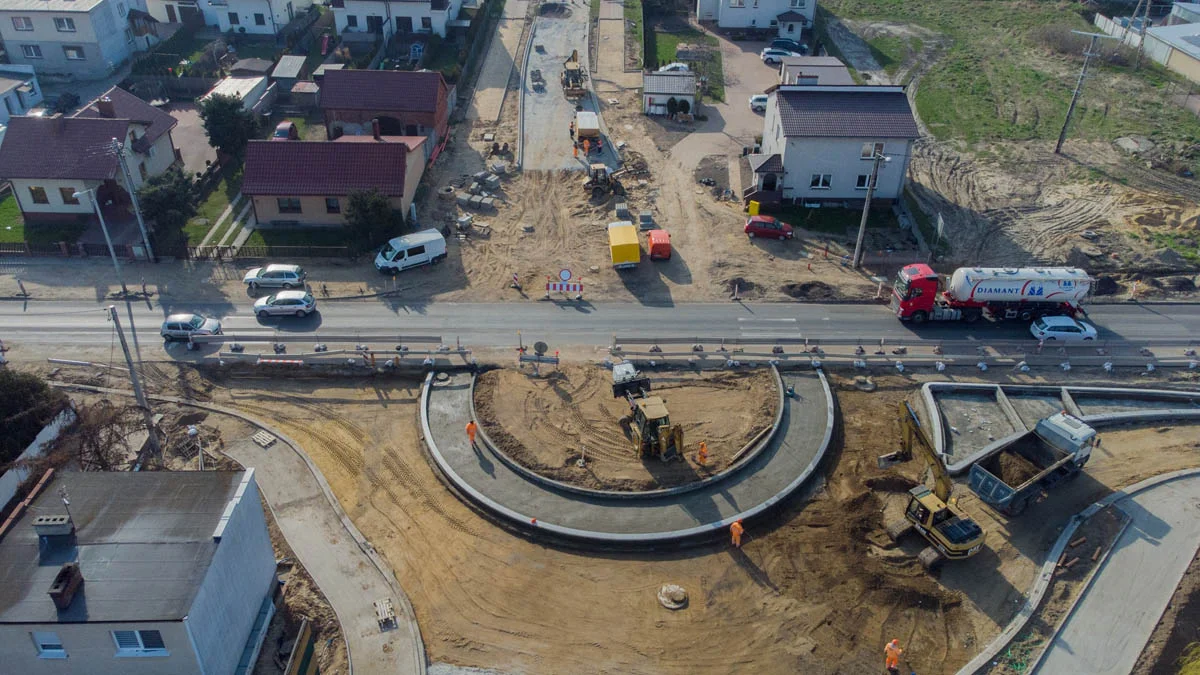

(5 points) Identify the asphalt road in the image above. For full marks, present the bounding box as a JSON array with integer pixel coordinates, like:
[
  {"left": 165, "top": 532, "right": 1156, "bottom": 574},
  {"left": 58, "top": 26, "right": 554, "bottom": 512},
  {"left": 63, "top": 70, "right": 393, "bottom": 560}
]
[
  {"left": 2, "top": 298, "right": 1200, "bottom": 349},
  {"left": 1036, "top": 474, "right": 1200, "bottom": 675}
]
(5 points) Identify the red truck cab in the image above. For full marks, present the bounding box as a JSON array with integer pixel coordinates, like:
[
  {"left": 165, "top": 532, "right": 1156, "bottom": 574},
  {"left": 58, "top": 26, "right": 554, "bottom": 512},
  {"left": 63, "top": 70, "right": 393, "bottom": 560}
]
[{"left": 891, "top": 263, "right": 943, "bottom": 321}]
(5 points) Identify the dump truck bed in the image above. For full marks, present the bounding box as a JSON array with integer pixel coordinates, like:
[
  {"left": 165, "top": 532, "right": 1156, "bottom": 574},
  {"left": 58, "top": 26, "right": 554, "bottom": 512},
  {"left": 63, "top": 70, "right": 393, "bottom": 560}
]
[{"left": 968, "top": 432, "right": 1077, "bottom": 514}]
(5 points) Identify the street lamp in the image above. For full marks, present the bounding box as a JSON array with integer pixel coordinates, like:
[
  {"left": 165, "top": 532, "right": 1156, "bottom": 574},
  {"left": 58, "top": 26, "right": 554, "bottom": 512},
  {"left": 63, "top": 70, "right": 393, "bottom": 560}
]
[
  {"left": 73, "top": 189, "right": 128, "bottom": 296},
  {"left": 187, "top": 425, "right": 203, "bottom": 471},
  {"left": 852, "top": 152, "right": 891, "bottom": 270}
]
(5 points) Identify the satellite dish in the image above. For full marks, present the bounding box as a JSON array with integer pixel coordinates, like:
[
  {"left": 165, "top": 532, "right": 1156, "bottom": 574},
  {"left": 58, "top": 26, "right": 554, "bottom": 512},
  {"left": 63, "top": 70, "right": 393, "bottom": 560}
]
[{"left": 534, "top": 341, "right": 549, "bottom": 356}]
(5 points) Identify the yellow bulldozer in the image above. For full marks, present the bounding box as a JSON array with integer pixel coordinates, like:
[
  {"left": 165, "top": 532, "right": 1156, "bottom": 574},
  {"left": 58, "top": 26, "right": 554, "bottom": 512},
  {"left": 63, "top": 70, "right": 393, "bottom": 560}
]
[
  {"left": 562, "top": 49, "right": 587, "bottom": 99},
  {"left": 877, "top": 401, "right": 986, "bottom": 570},
  {"left": 611, "top": 363, "right": 684, "bottom": 460}
]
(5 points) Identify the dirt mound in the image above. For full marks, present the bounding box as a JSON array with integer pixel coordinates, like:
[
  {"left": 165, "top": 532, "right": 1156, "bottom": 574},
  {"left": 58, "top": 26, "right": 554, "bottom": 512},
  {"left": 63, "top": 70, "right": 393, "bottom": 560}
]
[
  {"left": 995, "top": 451, "right": 1041, "bottom": 486},
  {"left": 474, "top": 366, "right": 778, "bottom": 491},
  {"left": 865, "top": 474, "right": 919, "bottom": 492},
  {"left": 1094, "top": 274, "right": 1123, "bottom": 295},
  {"left": 1165, "top": 275, "right": 1197, "bottom": 292},
  {"left": 782, "top": 280, "right": 838, "bottom": 300}
]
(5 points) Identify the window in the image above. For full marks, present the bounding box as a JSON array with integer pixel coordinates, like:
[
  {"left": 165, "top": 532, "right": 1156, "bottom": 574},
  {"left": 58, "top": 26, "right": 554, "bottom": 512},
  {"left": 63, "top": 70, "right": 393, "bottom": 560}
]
[
  {"left": 346, "top": 14, "right": 358, "bottom": 27},
  {"left": 752, "top": 0, "right": 758, "bottom": 7},
  {"left": 729, "top": 0, "right": 744, "bottom": 7},
  {"left": 228, "top": 12, "right": 240, "bottom": 24},
  {"left": 31, "top": 631, "right": 66, "bottom": 659},
  {"left": 861, "top": 142, "right": 885, "bottom": 159},
  {"left": 421, "top": 16, "right": 431, "bottom": 30},
  {"left": 409, "top": 244, "right": 426, "bottom": 256},
  {"left": 60, "top": 188, "right": 79, "bottom": 204},
  {"left": 29, "top": 186, "right": 48, "bottom": 204},
  {"left": 20, "top": 44, "right": 43, "bottom": 59},
  {"left": 809, "top": 174, "right": 831, "bottom": 189},
  {"left": 125, "top": 27, "right": 134, "bottom": 44},
  {"left": 790, "top": 0, "right": 805, "bottom": 6},
  {"left": 856, "top": 175, "right": 872, "bottom": 190},
  {"left": 118, "top": 1, "right": 127, "bottom": 16},
  {"left": 62, "top": 45, "right": 84, "bottom": 60},
  {"left": 325, "top": 197, "right": 340, "bottom": 214},
  {"left": 112, "top": 630, "right": 167, "bottom": 656},
  {"left": 53, "top": 17, "right": 75, "bottom": 31},
  {"left": 277, "top": 198, "right": 302, "bottom": 214},
  {"left": 12, "top": 17, "right": 33, "bottom": 31},
  {"left": 254, "top": 12, "right": 265, "bottom": 25}
]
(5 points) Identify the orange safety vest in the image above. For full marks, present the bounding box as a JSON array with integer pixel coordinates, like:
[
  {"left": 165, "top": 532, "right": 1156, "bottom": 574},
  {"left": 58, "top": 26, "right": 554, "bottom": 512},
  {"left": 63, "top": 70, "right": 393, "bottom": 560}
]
[{"left": 885, "top": 643, "right": 902, "bottom": 667}]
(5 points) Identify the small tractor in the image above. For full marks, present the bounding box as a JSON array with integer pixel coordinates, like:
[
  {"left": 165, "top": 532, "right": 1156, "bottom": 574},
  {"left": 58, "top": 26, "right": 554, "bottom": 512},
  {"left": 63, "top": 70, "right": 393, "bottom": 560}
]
[
  {"left": 583, "top": 163, "right": 629, "bottom": 199},
  {"left": 611, "top": 363, "right": 684, "bottom": 460},
  {"left": 562, "top": 49, "right": 587, "bottom": 99},
  {"left": 877, "top": 401, "right": 986, "bottom": 571}
]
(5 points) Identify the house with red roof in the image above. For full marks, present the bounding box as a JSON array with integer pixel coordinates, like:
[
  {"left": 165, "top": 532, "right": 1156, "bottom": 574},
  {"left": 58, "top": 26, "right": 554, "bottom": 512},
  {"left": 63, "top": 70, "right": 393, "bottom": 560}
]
[
  {"left": 242, "top": 127, "right": 426, "bottom": 226},
  {"left": 320, "top": 69, "right": 452, "bottom": 162},
  {"left": 0, "top": 86, "right": 179, "bottom": 225}
]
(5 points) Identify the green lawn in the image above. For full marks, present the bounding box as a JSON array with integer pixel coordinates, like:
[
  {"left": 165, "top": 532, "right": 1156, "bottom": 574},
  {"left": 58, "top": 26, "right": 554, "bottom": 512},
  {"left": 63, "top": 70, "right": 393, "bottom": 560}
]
[
  {"left": 820, "top": 0, "right": 1200, "bottom": 147},
  {"left": 0, "top": 194, "right": 23, "bottom": 243},
  {"left": 243, "top": 227, "right": 347, "bottom": 247},
  {"left": 865, "top": 34, "right": 923, "bottom": 78},
  {"left": 184, "top": 167, "right": 244, "bottom": 245},
  {"left": 0, "top": 195, "right": 88, "bottom": 245},
  {"left": 590, "top": 0, "right": 600, "bottom": 21},
  {"left": 227, "top": 39, "right": 280, "bottom": 62},
  {"left": 625, "top": 0, "right": 644, "bottom": 69},
  {"left": 646, "top": 27, "right": 725, "bottom": 102},
  {"left": 763, "top": 204, "right": 898, "bottom": 235}
]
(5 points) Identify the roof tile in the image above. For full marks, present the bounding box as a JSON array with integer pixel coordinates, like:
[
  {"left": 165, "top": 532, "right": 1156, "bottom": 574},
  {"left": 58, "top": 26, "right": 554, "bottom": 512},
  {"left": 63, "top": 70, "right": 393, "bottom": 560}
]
[
  {"left": 320, "top": 69, "right": 447, "bottom": 113},
  {"left": 243, "top": 140, "right": 410, "bottom": 197},
  {"left": 73, "top": 86, "right": 178, "bottom": 148},
  {"left": 776, "top": 87, "right": 919, "bottom": 139},
  {"left": 0, "top": 116, "right": 129, "bottom": 180}
]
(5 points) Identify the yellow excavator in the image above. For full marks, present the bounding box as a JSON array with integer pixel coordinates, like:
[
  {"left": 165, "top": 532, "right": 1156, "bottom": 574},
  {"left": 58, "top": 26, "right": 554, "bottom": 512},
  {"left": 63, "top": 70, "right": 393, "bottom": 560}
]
[
  {"left": 611, "top": 363, "right": 684, "bottom": 460},
  {"left": 878, "top": 401, "right": 986, "bottom": 570}
]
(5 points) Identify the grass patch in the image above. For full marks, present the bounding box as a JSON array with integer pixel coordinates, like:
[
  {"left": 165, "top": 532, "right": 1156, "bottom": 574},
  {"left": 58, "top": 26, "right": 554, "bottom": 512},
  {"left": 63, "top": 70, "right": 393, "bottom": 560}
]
[
  {"left": 820, "top": 0, "right": 1200, "bottom": 145},
  {"left": 184, "top": 167, "right": 244, "bottom": 245},
  {"left": 865, "top": 34, "right": 922, "bottom": 77},
  {"left": 0, "top": 196, "right": 87, "bottom": 245},
  {"left": 902, "top": 188, "right": 948, "bottom": 256},
  {"left": 1147, "top": 231, "right": 1200, "bottom": 264},
  {"left": 226, "top": 39, "right": 280, "bottom": 62},
  {"left": 590, "top": 0, "right": 600, "bottom": 21},
  {"left": 764, "top": 204, "right": 898, "bottom": 235},
  {"left": 625, "top": 0, "right": 644, "bottom": 69},
  {"left": 645, "top": 26, "right": 725, "bottom": 101},
  {"left": 0, "top": 194, "right": 24, "bottom": 243},
  {"left": 244, "top": 227, "right": 347, "bottom": 247},
  {"left": 23, "top": 221, "right": 87, "bottom": 245}
]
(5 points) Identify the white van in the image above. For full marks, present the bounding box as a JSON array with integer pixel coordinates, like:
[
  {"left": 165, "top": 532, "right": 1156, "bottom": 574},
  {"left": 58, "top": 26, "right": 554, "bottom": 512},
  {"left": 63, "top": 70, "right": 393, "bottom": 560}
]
[{"left": 374, "top": 229, "right": 448, "bottom": 273}]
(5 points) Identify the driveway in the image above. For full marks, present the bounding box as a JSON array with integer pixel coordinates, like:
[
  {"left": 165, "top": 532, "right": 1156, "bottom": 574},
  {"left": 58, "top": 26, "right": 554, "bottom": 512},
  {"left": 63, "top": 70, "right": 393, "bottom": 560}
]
[
  {"left": 167, "top": 103, "right": 219, "bottom": 177},
  {"left": 1035, "top": 474, "right": 1200, "bottom": 675}
]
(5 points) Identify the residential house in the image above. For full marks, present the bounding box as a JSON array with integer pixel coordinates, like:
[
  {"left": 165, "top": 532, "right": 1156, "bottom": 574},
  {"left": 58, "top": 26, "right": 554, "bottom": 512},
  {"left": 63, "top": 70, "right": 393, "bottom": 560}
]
[
  {"left": 0, "top": 0, "right": 160, "bottom": 79},
  {"left": 242, "top": 131, "right": 426, "bottom": 225},
  {"left": 0, "top": 470, "right": 277, "bottom": 675},
  {"left": 144, "top": 0, "right": 203, "bottom": 25},
  {"left": 0, "top": 87, "right": 178, "bottom": 224},
  {"left": 206, "top": 0, "right": 314, "bottom": 36},
  {"left": 331, "top": 0, "right": 461, "bottom": 39},
  {"left": 321, "top": 69, "right": 452, "bottom": 161},
  {"left": 777, "top": 55, "right": 853, "bottom": 85},
  {"left": 0, "top": 65, "right": 43, "bottom": 126},
  {"left": 1168, "top": 2, "right": 1200, "bottom": 26},
  {"left": 1143, "top": 21, "right": 1200, "bottom": 83},
  {"left": 643, "top": 71, "right": 697, "bottom": 115},
  {"left": 696, "top": 0, "right": 815, "bottom": 34},
  {"left": 746, "top": 84, "right": 919, "bottom": 205}
]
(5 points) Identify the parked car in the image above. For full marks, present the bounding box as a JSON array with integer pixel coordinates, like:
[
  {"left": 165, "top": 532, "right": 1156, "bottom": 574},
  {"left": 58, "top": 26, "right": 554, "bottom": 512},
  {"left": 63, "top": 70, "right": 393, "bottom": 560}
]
[
  {"left": 160, "top": 313, "right": 222, "bottom": 341},
  {"left": 374, "top": 229, "right": 448, "bottom": 273},
  {"left": 749, "top": 94, "right": 769, "bottom": 112},
  {"left": 770, "top": 38, "right": 808, "bottom": 54},
  {"left": 657, "top": 62, "right": 690, "bottom": 73},
  {"left": 760, "top": 48, "right": 801, "bottom": 64},
  {"left": 243, "top": 264, "right": 306, "bottom": 290},
  {"left": 254, "top": 290, "right": 317, "bottom": 318},
  {"left": 272, "top": 121, "right": 299, "bottom": 141},
  {"left": 1030, "top": 316, "right": 1097, "bottom": 342},
  {"left": 744, "top": 215, "right": 794, "bottom": 240}
]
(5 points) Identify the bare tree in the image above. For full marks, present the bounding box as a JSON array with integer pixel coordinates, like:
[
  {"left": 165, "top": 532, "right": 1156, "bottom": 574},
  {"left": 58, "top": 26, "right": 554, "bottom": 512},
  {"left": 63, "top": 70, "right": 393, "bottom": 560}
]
[{"left": 69, "top": 401, "right": 142, "bottom": 472}]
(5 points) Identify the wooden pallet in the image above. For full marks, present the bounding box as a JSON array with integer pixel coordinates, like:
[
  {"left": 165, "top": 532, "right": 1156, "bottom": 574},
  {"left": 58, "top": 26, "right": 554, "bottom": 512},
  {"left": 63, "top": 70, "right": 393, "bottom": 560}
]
[
  {"left": 252, "top": 431, "right": 277, "bottom": 448},
  {"left": 374, "top": 598, "right": 396, "bottom": 629}
]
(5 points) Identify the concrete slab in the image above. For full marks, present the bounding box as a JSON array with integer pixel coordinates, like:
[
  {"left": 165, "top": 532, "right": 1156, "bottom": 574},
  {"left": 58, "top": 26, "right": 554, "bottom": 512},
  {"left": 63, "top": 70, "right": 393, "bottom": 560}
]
[
  {"left": 934, "top": 389, "right": 1017, "bottom": 464},
  {"left": 1036, "top": 474, "right": 1200, "bottom": 675},
  {"left": 422, "top": 369, "right": 832, "bottom": 541},
  {"left": 168, "top": 103, "right": 220, "bottom": 177}
]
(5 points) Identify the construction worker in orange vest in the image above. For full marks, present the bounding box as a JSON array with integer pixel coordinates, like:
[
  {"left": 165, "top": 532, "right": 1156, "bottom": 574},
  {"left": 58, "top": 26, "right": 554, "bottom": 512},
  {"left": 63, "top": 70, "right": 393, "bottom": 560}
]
[
  {"left": 697, "top": 441, "right": 709, "bottom": 466},
  {"left": 884, "top": 638, "right": 902, "bottom": 674},
  {"left": 466, "top": 420, "right": 478, "bottom": 447},
  {"left": 582, "top": 139, "right": 591, "bottom": 155},
  {"left": 730, "top": 519, "right": 744, "bottom": 548}
]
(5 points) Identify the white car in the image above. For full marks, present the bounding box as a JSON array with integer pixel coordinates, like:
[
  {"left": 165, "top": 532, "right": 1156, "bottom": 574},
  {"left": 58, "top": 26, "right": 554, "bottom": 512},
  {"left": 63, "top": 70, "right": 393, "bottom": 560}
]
[
  {"left": 657, "top": 62, "right": 689, "bottom": 73},
  {"left": 160, "top": 313, "right": 222, "bottom": 341},
  {"left": 760, "top": 47, "right": 800, "bottom": 65},
  {"left": 253, "top": 290, "right": 317, "bottom": 318},
  {"left": 1030, "top": 316, "right": 1097, "bottom": 342},
  {"left": 749, "top": 94, "right": 768, "bottom": 112},
  {"left": 242, "top": 264, "right": 306, "bottom": 290}
]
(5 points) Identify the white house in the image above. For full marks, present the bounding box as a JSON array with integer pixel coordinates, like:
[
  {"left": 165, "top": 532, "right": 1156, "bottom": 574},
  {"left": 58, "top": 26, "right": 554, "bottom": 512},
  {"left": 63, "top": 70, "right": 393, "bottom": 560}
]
[
  {"left": 0, "top": 64, "right": 43, "bottom": 128},
  {"left": 331, "top": 0, "right": 461, "bottom": 39},
  {"left": 0, "top": 0, "right": 160, "bottom": 79},
  {"left": 0, "top": 471, "right": 277, "bottom": 675},
  {"left": 642, "top": 71, "right": 697, "bottom": 115},
  {"left": 777, "top": 55, "right": 853, "bottom": 84},
  {"left": 745, "top": 84, "right": 919, "bottom": 205},
  {"left": 206, "top": 0, "right": 314, "bottom": 35},
  {"left": 696, "top": 0, "right": 814, "bottom": 34}
]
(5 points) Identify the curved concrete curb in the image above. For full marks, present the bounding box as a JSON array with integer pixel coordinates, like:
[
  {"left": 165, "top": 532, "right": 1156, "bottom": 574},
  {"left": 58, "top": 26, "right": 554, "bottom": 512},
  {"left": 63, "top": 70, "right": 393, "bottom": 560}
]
[
  {"left": 515, "top": 22, "right": 537, "bottom": 169},
  {"left": 955, "top": 468, "right": 1200, "bottom": 675},
  {"left": 419, "top": 370, "right": 836, "bottom": 544},
  {"left": 468, "top": 365, "right": 786, "bottom": 500},
  {"left": 49, "top": 383, "right": 428, "bottom": 675}
]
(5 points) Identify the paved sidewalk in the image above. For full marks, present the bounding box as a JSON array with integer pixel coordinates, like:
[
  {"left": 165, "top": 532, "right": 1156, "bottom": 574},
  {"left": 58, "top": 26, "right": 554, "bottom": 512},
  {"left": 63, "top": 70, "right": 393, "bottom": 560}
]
[
  {"left": 594, "top": 0, "right": 640, "bottom": 92},
  {"left": 465, "top": 0, "right": 530, "bottom": 122},
  {"left": 1036, "top": 474, "right": 1200, "bottom": 675}
]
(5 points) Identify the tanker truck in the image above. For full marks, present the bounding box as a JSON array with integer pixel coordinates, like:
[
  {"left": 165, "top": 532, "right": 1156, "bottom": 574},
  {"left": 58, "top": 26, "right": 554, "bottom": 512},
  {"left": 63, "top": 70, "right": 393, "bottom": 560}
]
[{"left": 891, "top": 263, "right": 1091, "bottom": 324}]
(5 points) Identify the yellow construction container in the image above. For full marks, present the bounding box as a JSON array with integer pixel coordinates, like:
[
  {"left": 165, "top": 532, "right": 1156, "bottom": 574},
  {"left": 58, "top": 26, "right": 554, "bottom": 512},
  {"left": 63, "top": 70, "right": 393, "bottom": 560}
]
[
  {"left": 608, "top": 221, "right": 640, "bottom": 269},
  {"left": 748, "top": 200, "right": 760, "bottom": 216}
]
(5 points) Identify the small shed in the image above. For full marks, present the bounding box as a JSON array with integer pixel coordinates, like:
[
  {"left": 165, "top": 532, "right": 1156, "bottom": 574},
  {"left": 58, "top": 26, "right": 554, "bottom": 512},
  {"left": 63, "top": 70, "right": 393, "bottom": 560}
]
[
  {"left": 290, "top": 81, "right": 320, "bottom": 109},
  {"left": 230, "top": 58, "right": 274, "bottom": 76},
  {"left": 272, "top": 55, "right": 306, "bottom": 88},
  {"left": 202, "top": 75, "right": 270, "bottom": 111},
  {"left": 642, "top": 72, "right": 697, "bottom": 116}
]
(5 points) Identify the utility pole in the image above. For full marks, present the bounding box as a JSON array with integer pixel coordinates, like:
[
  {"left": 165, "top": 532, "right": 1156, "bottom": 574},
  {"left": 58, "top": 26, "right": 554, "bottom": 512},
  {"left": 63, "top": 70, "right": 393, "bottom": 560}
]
[
  {"left": 111, "top": 137, "right": 155, "bottom": 262},
  {"left": 1055, "top": 31, "right": 1118, "bottom": 155},
  {"left": 75, "top": 189, "right": 128, "bottom": 296},
  {"left": 1135, "top": 0, "right": 1153, "bottom": 70},
  {"left": 108, "top": 305, "right": 160, "bottom": 454},
  {"left": 852, "top": 151, "right": 888, "bottom": 269}
]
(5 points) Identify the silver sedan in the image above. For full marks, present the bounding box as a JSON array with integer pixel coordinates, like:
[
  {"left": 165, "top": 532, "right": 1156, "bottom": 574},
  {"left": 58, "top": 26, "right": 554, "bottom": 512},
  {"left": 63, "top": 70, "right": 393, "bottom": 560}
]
[{"left": 253, "top": 290, "right": 317, "bottom": 318}]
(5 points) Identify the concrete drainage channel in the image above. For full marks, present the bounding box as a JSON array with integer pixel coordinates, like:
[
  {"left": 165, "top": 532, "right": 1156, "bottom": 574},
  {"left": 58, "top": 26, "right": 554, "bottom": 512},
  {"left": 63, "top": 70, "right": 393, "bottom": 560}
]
[{"left": 419, "top": 366, "right": 836, "bottom": 545}]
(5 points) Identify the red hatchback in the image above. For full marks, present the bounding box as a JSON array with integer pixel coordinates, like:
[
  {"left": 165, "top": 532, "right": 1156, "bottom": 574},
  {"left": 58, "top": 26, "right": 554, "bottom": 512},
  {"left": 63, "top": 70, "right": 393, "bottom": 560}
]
[{"left": 744, "top": 215, "right": 794, "bottom": 240}]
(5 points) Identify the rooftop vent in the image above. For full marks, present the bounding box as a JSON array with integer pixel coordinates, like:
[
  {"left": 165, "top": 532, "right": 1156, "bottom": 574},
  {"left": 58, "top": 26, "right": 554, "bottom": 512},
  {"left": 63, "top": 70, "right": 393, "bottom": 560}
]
[
  {"left": 32, "top": 514, "right": 73, "bottom": 537},
  {"left": 48, "top": 563, "right": 84, "bottom": 610}
]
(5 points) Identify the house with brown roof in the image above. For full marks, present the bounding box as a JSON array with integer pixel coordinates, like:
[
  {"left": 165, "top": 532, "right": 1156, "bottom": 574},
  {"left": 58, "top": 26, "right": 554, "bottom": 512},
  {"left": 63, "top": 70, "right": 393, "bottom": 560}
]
[
  {"left": 0, "top": 86, "right": 179, "bottom": 224},
  {"left": 242, "top": 126, "right": 426, "bottom": 226},
  {"left": 320, "top": 69, "right": 452, "bottom": 162},
  {"left": 745, "top": 84, "right": 919, "bottom": 206}
]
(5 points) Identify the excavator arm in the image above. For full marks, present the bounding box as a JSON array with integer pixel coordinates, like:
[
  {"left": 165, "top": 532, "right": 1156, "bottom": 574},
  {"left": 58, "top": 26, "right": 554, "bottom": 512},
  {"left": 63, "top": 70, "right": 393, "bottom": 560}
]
[{"left": 899, "top": 400, "right": 955, "bottom": 504}]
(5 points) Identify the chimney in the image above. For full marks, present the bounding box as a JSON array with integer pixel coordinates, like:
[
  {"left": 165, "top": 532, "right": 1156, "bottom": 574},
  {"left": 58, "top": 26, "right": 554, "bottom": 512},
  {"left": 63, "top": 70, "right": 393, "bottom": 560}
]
[
  {"left": 372, "top": 118, "right": 381, "bottom": 141},
  {"left": 32, "top": 514, "right": 73, "bottom": 537},
  {"left": 96, "top": 96, "right": 116, "bottom": 118},
  {"left": 48, "top": 563, "right": 84, "bottom": 610}
]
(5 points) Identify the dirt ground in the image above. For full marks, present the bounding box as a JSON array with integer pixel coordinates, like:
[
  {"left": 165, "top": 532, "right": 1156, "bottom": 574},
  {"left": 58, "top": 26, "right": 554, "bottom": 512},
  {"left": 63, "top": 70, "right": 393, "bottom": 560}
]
[
  {"left": 29, "top": 363, "right": 1200, "bottom": 674},
  {"left": 1134, "top": 546, "right": 1200, "bottom": 675},
  {"left": 473, "top": 366, "right": 776, "bottom": 490}
]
